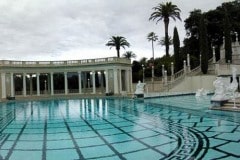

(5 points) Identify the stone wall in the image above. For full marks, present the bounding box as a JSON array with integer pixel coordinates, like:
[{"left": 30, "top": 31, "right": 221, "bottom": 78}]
[{"left": 169, "top": 75, "right": 216, "bottom": 93}]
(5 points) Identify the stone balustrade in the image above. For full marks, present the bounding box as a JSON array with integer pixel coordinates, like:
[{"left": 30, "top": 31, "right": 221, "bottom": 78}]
[{"left": 0, "top": 57, "right": 131, "bottom": 67}]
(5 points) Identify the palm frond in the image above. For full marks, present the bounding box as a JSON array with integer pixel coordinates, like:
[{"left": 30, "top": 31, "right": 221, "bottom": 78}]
[{"left": 106, "top": 36, "right": 130, "bottom": 57}]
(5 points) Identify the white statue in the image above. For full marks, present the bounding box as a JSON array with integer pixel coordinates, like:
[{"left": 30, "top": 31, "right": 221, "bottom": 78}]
[
  {"left": 195, "top": 88, "right": 208, "bottom": 97},
  {"left": 227, "top": 67, "right": 238, "bottom": 95},
  {"left": 134, "top": 81, "right": 145, "bottom": 95},
  {"left": 211, "top": 77, "right": 227, "bottom": 101},
  {"left": 211, "top": 67, "right": 238, "bottom": 101}
]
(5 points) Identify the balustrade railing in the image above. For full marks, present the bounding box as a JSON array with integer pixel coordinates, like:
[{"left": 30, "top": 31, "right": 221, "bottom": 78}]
[
  {"left": 174, "top": 69, "right": 184, "bottom": 80},
  {"left": 0, "top": 57, "right": 131, "bottom": 67}
]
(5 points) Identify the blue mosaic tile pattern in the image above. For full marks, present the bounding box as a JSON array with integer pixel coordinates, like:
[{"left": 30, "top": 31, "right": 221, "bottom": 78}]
[{"left": 0, "top": 96, "right": 239, "bottom": 159}]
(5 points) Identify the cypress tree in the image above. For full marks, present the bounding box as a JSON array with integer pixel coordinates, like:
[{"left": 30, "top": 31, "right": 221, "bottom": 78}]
[
  {"left": 224, "top": 7, "right": 232, "bottom": 63},
  {"left": 199, "top": 14, "right": 208, "bottom": 74},
  {"left": 173, "top": 27, "right": 181, "bottom": 72}
]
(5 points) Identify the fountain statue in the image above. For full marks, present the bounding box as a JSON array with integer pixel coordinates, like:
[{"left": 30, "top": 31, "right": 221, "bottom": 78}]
[
  {"left": 134, "top": 81, "right": 145, "bottom": 98},
  {"left": 211, "top": 77, "right": 227, "bottom": 101},
  {"left": 211, "top": 67, "right": 238, "bottom": 107},
  {"left": 195, "top": 88, "right": 208, "bottom": 97}
]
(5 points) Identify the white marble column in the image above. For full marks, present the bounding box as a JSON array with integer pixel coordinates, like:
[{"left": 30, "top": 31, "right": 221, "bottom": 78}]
[
  {"left": 50, "top": 72, "right": 54, "bottom": 95},
  {"left": 129, "top": 69, "right": 133, "bottom": 93},
  {"left": 113, "top": 68, "right": 119, "bottom": 94},
  {"left": 78, "top": 71, "right": 82, "bottom": 94},
  {"left": 23, "top": 73, "right": 26, "bottom": 97},
  {"left": 119, "top": 69, "right": 122, "bottom": 92},
  {"left": 126, "top": 69, "right": 130, "bottom": 92},
  {"left": 36, "top": 73, "right": 40, "bottom": 96},
  {"left": 1, "top": 73, "right": 6, "bottom": 98},
  {"left": 10, "top": 73, "right": 14, "bottom": 97},
  {"left": 105, "top": 70, "right": 109, "bottom": 93},
  {"left": 92, "top": 71, "right": 96, "bottom": 94},
  {"left": 64, "top": 72, "right": 68, "bottom": 95}
]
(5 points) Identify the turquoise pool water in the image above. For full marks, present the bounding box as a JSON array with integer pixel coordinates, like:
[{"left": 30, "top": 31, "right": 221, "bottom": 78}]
[
  {"left": 0, "top": 96, "right": 239, "bottom": 160},
  {"left": 145, "top": 94, "right": 212, "bottom": 111}
]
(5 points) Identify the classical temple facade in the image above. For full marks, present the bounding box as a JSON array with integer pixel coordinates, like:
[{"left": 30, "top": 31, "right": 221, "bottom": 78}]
[{"left": 0, "top": 57, "right": 132, "bottom": 100}]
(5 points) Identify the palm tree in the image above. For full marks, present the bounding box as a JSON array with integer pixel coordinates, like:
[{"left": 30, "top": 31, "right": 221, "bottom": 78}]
[
  {"left": 122, "top": 51, "right": 136, "bottom": 60},
  {"left": 147, "top": 32, "right": 158, "bottom": 61},
  {"left": 158, "top": 36, "right": 173, "bottom": 46},
  {"left": 149, "top": 2, "right": 181, "bottom": 57},
  {"left": 106, "top": 36, "right": 130, "bottom": 57},
  {"left": 139, "top": 57, "right": 147, "bottom": 66}
]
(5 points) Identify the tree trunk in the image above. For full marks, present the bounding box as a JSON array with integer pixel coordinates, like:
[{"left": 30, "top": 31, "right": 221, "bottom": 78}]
[
  {"left": 152, "top": 40, "right": 154, "bottom": 62},
  {"left": 164, "top": 19, "right": 170, "bottom": 57},
  {"left": 117, "top": 49, "right": 120, "bottom": 58}
]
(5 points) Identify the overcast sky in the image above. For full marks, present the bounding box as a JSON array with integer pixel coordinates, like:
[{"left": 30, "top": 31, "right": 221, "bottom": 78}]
[{"left": 0, "top": 0, "right": 231, "bottom": 61}]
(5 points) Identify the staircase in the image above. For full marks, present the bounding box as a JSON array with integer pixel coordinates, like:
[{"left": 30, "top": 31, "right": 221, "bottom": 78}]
[
  {"left": 211, "top": 99, "right": 240, "bottom": 112},
  {"left": 165, "top": 58, "right": 215, "bottom": 91},
  {"left": 143, "top": 58, "right": 217, "bottom": 93}
]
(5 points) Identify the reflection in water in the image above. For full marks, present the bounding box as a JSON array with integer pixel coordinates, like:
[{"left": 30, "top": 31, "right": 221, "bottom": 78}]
[
  {"left": 91, "top": 99, "right": 95, "bottom": 118},
  {"left": 99, "top": 99, "right": 103, "bottom": 117}
]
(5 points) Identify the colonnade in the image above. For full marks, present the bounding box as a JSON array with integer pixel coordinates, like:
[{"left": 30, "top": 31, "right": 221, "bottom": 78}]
[{"left": 0, "top": 68, "right": 132, "bottom": 99}]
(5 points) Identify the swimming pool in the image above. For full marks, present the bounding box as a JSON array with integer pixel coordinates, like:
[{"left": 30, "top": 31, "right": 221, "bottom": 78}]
[{"left": 0, "top": 96, "right": 239, "bottom": 160}]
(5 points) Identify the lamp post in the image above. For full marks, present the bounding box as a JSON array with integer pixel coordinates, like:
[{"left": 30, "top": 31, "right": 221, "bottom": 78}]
[
  {"left": 200, "top": 54, "right": 202, "bottom": 67},
  {"left": 212, "top": 46, "right": 216, "bottom": 63},
  {"left": 162, "top": 64, "right": 164, "bottom": 77},
  {"left": 171, "top": 62, "right": 174, "bottom": 82},
  {"left": 142, "top": 64, "right": 145, "bottom": 83},
  {"left": 162, "top": 64, "right": 165, "bottom": 84},
  {"left": 44, "top": 80, "right": 47, "bottom": 94},
  {"left": 164, "top": 70, "right": 167, "bottom": 85},
  {"left": 88, "top": 79, "right": 90, "bottom": 88},
  {"left": 151, "top": 65, "right": 154, "bottom": 91},
  {"left": 235, "top": 32, "right": 238, "bottom": 42},
  {"left": 187, "top": 54, "right": 191, "bottom": 72}
]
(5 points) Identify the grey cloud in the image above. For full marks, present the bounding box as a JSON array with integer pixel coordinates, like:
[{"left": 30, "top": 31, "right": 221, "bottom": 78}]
[{"left": 0, "top": 0, "right": 225, "bottom": 60}]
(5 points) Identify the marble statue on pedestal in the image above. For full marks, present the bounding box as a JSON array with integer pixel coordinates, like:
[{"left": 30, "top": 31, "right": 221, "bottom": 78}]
[
  {"left": 134, "top": 81, "right": 145, "bottom": 98},
  {"left": 211, "top": 67, "right": 239, "bottom": 107}
]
